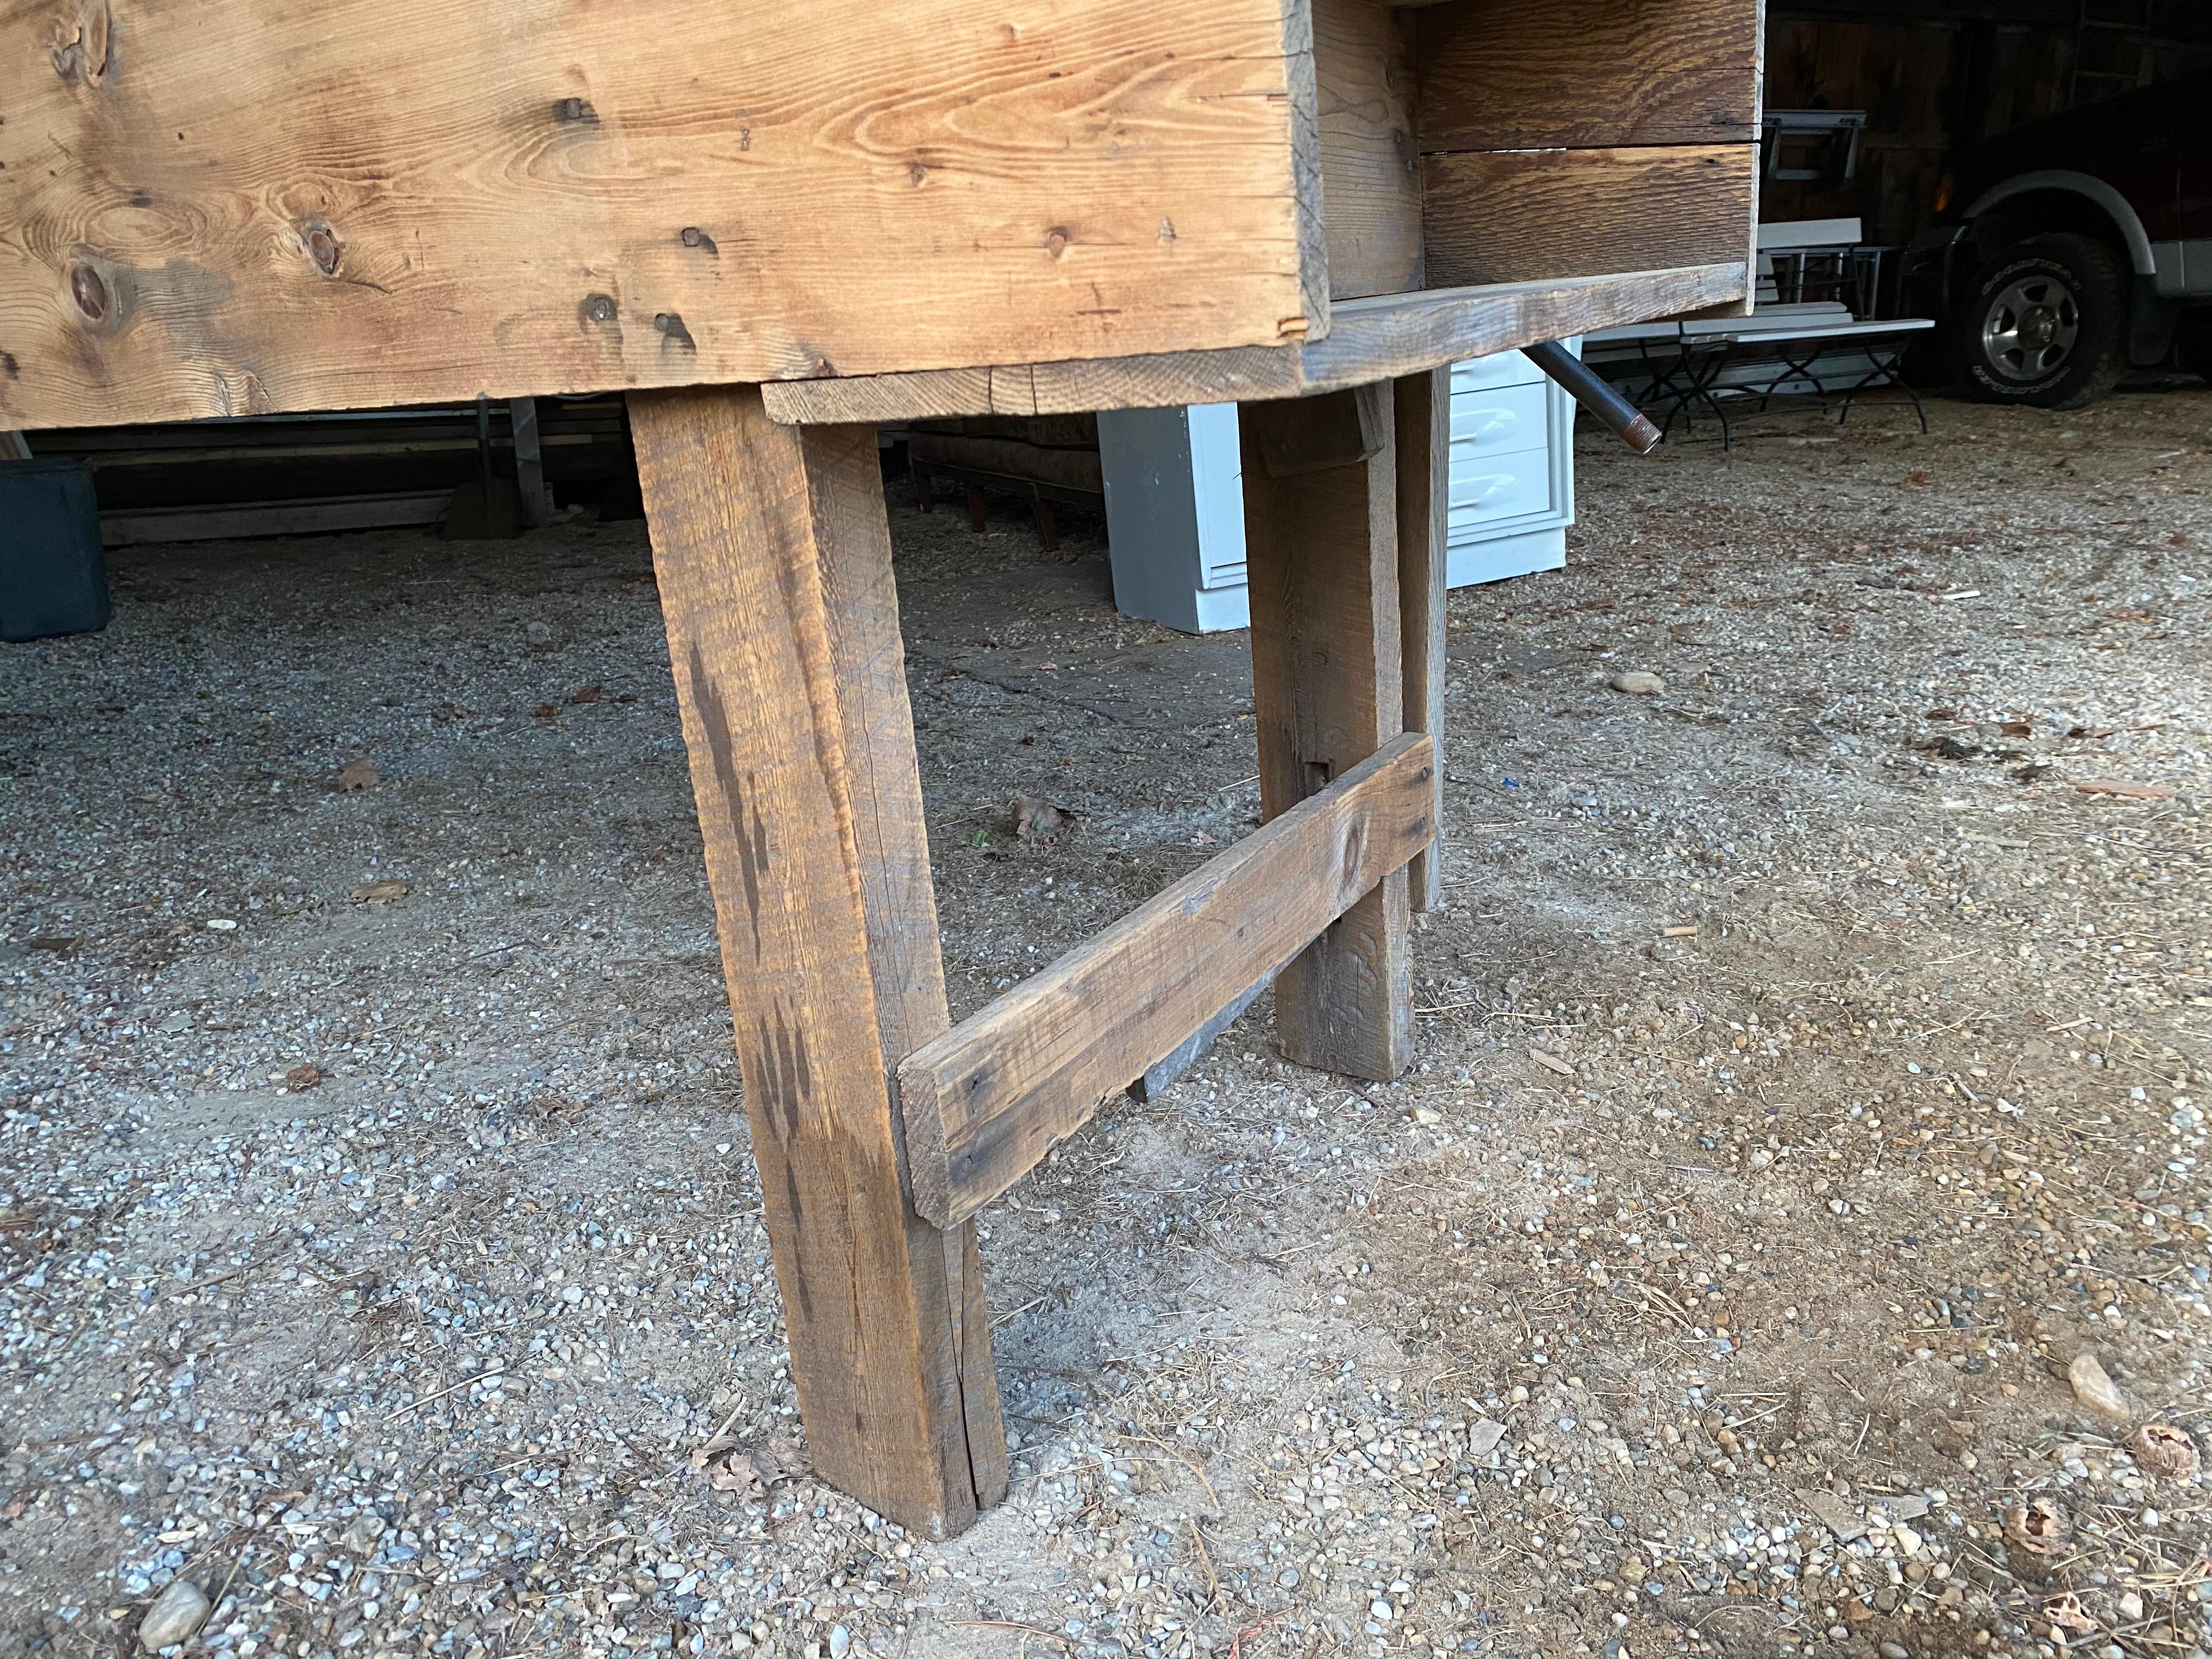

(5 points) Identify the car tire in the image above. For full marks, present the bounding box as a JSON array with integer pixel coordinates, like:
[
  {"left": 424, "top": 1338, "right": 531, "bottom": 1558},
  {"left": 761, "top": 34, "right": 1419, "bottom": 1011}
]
[{"left": 1954, "top": 233, "right": 2128, "bottom": 409}]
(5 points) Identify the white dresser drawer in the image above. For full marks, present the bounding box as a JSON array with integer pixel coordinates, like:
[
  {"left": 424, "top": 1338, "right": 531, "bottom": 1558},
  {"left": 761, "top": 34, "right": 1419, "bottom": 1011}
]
[
  {"left": 1450, "top": 381, "right": 1551, "bottom": 459},
  {"left": 1451, "top": 349, "right": 1545, "bottom": 393},
  {"left": 1447, "top": 457, "right": 1554, "bottom": 535}
]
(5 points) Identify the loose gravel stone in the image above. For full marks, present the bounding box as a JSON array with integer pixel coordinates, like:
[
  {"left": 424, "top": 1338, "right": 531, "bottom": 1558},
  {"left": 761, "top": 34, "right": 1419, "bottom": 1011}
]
[
  {"left": 137, "top": 1579, "right": 208, "bottom": 1651},
  {"left": 2068, "top": 1352, "right": 2129, "bottom": 1420}
]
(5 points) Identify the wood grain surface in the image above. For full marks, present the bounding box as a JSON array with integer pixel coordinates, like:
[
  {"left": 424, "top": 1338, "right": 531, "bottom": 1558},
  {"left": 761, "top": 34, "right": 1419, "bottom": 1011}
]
[
  {"left": 1241, "top": 383, "right": 1413, "bottom": 1080},
  {"left": 1423, "top": 148, "right": 1757, "bottom": 288},
  {"left": 1393, "top": 368, "right": 1448, "bottom": 912},
  {"left": 759, "top": 264, "right": 1746, "bottom": 423},
  {"left": 0, "top": 0, "right": 1316, "bottom": 429},
  {"left": 1313, "top": 0, "right": 1424, "bottom": 298},
  {"left": 631, "top": 384, "right": 1005, "bottom": 1538},
  {"left": 1416, "top": 0, "right": 1761, "bottom": 151},
  {"left": 900, "top": 735, "right": 1436, "bottom": 1229}
]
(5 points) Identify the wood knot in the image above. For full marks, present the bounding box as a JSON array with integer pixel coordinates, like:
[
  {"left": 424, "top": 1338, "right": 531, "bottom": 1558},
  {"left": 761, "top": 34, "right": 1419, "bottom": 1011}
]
[
  {"left": 303, "top": 222, "right": 341, "bottom": 277},
  {"left": 554, "top": 96, "right": 598, "bottom": 125},
  {"left": 1043, "top": 227, "right": 1070, "bottom": 259},
  {"left": 69, "top": 262, "right": 108, "bottom": 321},
  {"left": 50, "top": 0, "right": 110, "bottom": 86},
  {"left": 581, "top": 292, "right": 618, "bottom": 325}
]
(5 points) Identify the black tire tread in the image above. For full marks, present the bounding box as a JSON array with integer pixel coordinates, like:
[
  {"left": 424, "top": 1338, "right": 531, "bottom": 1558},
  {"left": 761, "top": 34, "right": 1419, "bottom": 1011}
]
[{"left": 1955, "top": 232, "right": 2128, "bottom": 410}]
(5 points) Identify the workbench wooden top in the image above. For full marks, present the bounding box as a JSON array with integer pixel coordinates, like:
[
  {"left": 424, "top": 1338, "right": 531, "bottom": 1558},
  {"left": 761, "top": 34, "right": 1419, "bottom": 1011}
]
[{"left": 1, "top": 0, "right": 1759, "bottom": 431}]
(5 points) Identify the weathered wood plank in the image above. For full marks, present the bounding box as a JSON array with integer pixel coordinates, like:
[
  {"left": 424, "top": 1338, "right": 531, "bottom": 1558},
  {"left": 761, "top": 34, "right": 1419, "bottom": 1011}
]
[
  {"left": 1313, "top": 0, "right": 1424, "bottom": 299},
  {"left": 1415, "top": 0, "right": 1762, "bottom": 151},
  {"left": 0, "top": 0, "right": 1320, "bottom": 430},
  {"left": 759, "top": 264, "right": 1747, "bottom": 424},
  {"left": 1393, "top": 368, "right": 1448, "bottom": 912},
  {"left": 1241, "top": 383, "right": 1413, "bottom": 1080},
  {"left": 1423, "top": 148, "right": 1758, "bottom": 289},
  {"left": 900, "top": 735, "right": 1436, "bottom": 1229},
  {"left": 631, "top": 384, "right": 1005, "bottom": 1538}
]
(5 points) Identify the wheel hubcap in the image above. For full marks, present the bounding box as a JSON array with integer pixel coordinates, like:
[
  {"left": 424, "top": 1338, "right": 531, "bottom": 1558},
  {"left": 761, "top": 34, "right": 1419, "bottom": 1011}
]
[{"left": 1982, "top": 275, "right": 2080, "bottom": 382}]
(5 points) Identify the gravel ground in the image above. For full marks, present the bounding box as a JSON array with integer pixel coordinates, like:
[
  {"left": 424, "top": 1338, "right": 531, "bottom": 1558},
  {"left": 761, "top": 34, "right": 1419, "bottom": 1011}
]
[{"left": 3, "top": 389, "right": 2209, "bottom": 1659}]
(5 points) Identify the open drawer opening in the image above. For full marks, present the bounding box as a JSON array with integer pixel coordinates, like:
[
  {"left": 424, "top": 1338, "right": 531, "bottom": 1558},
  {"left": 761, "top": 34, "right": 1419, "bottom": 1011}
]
[{"left": 1312, "top": 0, "right": 1762, "bottom": 314}]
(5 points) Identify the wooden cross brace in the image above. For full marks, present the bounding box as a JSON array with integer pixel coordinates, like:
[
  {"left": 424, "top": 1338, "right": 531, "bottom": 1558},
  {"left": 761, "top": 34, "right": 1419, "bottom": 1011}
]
[{"left": 630, "top": 369, "right": 1448, "bottom": 1538}]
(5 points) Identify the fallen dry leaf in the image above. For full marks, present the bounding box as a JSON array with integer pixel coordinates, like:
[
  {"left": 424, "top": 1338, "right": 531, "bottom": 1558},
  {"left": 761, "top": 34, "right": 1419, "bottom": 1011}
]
[
  {"left": 1997, "top": 719, "right": 2032, "bottom": 737},
  {"left": 2074, "top": 778, "right": 2175, "bottom": 800},
  {"left": 284, "top": 1063, "right": 323, "bottom": 1092},
  {"left": 705, "top": 1457, "right": 760, "bottom": 1496},
  {"left": 532, "top": 703, "right": 560, "bottom": 720},
  {"left": 697, "top": 1434, "right": 812, "bottom": 1498},
  {"left": 351, "top": 879, "right": 409, "bottom": 904},
  {"left": 569, "top": 684, "right": 605, "bottom": 704},
  {"left": 1012, "top": 793, "right": 1068, "bottom": 844},
  {"left": 689, "top": 1432, "right": 741, "bottom": 1472},
  {"left": 335, "top": 758, "right": 379, "bottom": 792},
  {"left": 2040, "top": 1592, "right": 2097, "bottom": 1634},
  {"left": 1530, "top": 1048, "right": 1575, "bottom": 1079},
  {"left": 746, "top": 1434, "right": 811, "bottom": 1487}
]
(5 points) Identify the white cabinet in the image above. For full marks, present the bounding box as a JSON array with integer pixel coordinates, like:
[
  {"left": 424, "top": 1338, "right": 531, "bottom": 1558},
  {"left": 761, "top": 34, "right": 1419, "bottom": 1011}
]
[
  {"left": 1441, "top": 348, "right": 1576, "bottom": 589},
  {"left": 1096, "top": 403, "right": 1250, "bottom": 634},
  {"left": 1102, "top": 346, "right": 1576, "bottom": 634}
]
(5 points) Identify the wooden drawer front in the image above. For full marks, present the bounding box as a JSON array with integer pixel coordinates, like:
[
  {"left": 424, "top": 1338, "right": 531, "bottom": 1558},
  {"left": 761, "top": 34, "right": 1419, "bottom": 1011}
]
[
  {"left": 1448, "top": 457, "right": 1554, "bottom": 535},
  {"left": 1451, "top": 351, "right": 1545, "bottom": 393},
  {"left": 1449, "top": 382, "right": 1551, "bottom": 460}
]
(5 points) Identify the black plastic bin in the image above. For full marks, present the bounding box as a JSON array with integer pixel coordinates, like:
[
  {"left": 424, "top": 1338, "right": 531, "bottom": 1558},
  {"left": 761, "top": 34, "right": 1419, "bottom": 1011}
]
[{"left": 1, "top": 459, "right": 110, "bottom": 642}]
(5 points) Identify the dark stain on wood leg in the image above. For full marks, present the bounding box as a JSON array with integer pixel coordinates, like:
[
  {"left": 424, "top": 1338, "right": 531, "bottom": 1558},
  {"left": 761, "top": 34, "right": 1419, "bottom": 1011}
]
[{"left": 686, "top": 642, "right": 768, "bottom": 958}]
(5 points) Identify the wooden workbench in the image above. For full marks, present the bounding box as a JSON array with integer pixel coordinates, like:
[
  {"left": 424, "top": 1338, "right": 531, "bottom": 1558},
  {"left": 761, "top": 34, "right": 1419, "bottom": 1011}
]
[{"left": 0, "top": 0, "right": 1761, "bottom": 1538}]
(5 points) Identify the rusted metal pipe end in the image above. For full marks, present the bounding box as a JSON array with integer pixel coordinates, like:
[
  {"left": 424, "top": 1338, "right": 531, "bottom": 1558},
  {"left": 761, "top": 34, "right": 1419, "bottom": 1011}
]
[{"left": 1523, "top": 338, "right": 1663, "bottom": 456}]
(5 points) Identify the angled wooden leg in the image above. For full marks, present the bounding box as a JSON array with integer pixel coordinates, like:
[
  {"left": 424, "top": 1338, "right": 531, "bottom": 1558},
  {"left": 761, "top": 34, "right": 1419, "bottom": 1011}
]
[
  {"left": 1239, "top": 383, "right": 1415, "bottom": 1081},
  {"left": 629, "top": 385, "right": 1008, "bottom": 1538},
  {"left": 1395, "top": 368, "right": 1449, "bottom": 913}
]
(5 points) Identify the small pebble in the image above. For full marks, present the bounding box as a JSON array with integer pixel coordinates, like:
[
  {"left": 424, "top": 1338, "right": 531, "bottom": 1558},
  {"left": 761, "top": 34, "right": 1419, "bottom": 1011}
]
[
  {"left": 2069, "top": 1352, "right": 2129, "bottom": 1421},
  {"left": 138, "top": 1580, "right": 210, "bottom": 1652},
  {"left": 1609, "top": 669, "right": 1666, "bottom": 696}
]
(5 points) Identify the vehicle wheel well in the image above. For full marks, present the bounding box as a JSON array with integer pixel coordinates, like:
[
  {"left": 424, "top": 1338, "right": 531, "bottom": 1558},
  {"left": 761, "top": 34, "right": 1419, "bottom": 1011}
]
[{"left": 1962, "top": 189, "right": 2132, "bottom": 285}]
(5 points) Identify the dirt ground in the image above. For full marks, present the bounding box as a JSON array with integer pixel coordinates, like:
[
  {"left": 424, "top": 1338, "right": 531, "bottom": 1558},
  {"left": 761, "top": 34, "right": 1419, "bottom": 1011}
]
[{"left": 2, "top": 387, "right": 2208, "bottom": 1659}]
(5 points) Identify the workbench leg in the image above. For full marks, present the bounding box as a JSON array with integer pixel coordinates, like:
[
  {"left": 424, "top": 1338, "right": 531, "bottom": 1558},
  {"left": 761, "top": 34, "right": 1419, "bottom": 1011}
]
[
  {"left": 1394, "top": 369, "right": 1448, "bottom": 914},
  {"left": 629, "top": 385, "right": 1008, "bottom": 1538},
  {"left": 1239, "top": 383, "right": 1415, "bottom": 1080},
  {"left": 510, "top": 397, "right": 551, "bottom": 528}
]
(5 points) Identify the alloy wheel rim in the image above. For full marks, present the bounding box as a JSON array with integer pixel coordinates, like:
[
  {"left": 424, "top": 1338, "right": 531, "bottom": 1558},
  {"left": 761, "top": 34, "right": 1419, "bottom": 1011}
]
[{"left": 1981, "top": 275, "right": 2080, "bottom": 383}]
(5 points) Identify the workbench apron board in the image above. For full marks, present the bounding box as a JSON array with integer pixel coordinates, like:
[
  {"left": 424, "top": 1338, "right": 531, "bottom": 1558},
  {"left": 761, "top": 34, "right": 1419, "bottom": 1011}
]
[{"left": 2, "top": 0, "right": 1764, "bottom": 1541}]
